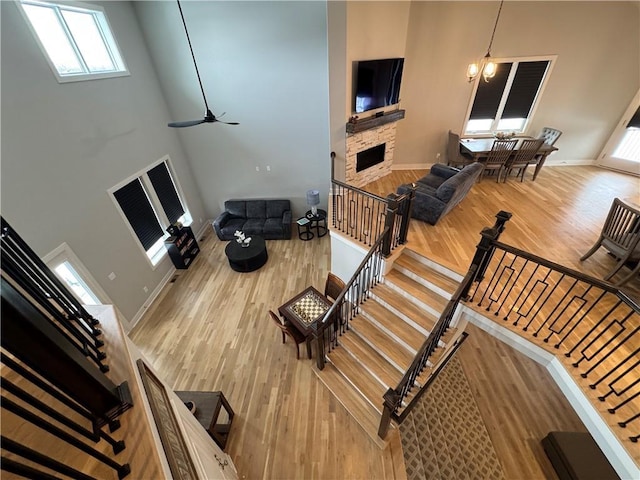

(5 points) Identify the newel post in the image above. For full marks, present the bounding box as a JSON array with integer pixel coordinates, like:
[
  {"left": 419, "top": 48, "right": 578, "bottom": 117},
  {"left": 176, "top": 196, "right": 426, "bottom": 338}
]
[
  {"left": 461, "top": 210, "right": 512, "bottom": 299},
  {"left": 378, "top": 388, "right": 400, "bottom": 439},
  {"left": 398, "top": 183, "right": 416, "bottom": 245},
  {"left": 383, "top": 194, "right": 399, "bottom": 256}
]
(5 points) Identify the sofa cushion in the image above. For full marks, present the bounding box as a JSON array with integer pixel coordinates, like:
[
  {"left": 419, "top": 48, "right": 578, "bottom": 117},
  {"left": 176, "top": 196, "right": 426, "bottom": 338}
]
[
  {"left": 246, "top": 201, "right": 266, "bottom": 219},
  {"left": 417, "top": 174, "right": 446, "bottom": 190},
  {"left": 243, "top": 218, "right": 265, "bottom": 235},
  {"left": 264, "top": 218, "right": 284, "bottom": 235},
  {"left": 266, "top": 200, "right": 290, "bottom": 218},
  {"left": 225, "top": 200, "right": 246, "bottom": 219},
  {"left": 436, "top": 181, "right": 457, "bottom": 203},
  {"left": 219, "top": 218, "right": 245, "bottom": 238}
]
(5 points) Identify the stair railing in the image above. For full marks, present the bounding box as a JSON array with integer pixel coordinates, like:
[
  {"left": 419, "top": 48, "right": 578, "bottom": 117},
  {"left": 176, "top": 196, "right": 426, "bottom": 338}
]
[
  {"left": 330, "top": 152, "right": 415, "bottom": 255},
  {"left": 314, "top": 227, "right": 389, "bottom": 370},
  {"left": 378, "top": 266, "right": 475, "bottom": 439},
  {"left": 464, "top": 211, "right": 640, "bottom": 443},
  {"left": 1, "top": 219, "right": 133, "bottom": 478}
]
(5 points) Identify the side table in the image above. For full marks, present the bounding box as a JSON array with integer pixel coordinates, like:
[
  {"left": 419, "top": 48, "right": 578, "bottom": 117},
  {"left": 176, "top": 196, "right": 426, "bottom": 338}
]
[
  {"left": 296, "top": 217, "right": 313, "bottom": 241},
  {"left": 175, "top": 390, "right": 235, "bottom": 450},
  {"left": 305, "top": 209, "right": 327, "bottom": 238}
]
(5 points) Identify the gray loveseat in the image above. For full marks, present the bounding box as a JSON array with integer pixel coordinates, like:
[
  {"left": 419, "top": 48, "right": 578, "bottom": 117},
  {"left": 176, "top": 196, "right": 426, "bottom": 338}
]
[
  {"left": 397, "top": 163, "right": 484, "bottom": 225},
  {"left": 213, "top": 199, "right": 292, "bottom": 240}
]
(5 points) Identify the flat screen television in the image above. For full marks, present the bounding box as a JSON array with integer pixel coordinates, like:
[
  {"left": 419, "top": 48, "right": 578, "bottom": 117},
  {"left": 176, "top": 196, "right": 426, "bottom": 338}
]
[{"left": 354, "top": 58, "right": 404, "bottom": 114}]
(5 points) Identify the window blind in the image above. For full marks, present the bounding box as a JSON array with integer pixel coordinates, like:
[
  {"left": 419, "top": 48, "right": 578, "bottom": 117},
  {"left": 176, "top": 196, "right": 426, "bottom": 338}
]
[
  {"left": 469, "top": 62, "right": 512, "bottom": 119},
  {"left": 148, "top": 162, "right": 185, "bottom": 225},
  {"left": 627, "top": 106, "right": 640, "bottom": 129},
  {"left": 113, "top": 179, "right": 164, "bottom": 251},
  {"left": 502, "top": 61, "right": 549, "bottom": 119}
]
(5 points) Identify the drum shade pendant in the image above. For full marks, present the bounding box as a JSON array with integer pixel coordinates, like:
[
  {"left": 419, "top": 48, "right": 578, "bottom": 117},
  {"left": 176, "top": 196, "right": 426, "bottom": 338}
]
[{"left": 467, "top": 0, "right": 504, "bottom": 83}]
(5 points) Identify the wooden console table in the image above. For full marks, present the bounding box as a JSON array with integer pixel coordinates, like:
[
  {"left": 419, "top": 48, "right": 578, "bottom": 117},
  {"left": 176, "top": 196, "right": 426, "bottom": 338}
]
[{"left": 175, "top": 391, "right": 235, "bottom": 450}]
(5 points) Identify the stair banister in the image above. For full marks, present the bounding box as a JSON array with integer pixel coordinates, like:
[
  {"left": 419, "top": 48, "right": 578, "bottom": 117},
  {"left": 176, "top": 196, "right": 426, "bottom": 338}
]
[{"left": 314, "top": 227, "right": 389, "bottom": 370}]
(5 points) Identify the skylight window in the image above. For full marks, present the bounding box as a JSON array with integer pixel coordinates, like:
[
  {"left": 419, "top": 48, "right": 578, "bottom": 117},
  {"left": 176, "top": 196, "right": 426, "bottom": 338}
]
[{"left": 19, "top": 0, "right": 128, "bottom": 82}]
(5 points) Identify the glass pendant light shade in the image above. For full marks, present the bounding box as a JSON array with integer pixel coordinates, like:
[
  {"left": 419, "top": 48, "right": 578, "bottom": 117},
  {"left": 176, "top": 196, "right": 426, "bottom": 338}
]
[
  {"left": 482, "top": 57, "right": 497, "bottom": 81},
  {"left": 466, "top": 62, "right": 480, "bottom": 81},
  {"left": 466, "top": 1, "right": 504, "bottom": 83}
]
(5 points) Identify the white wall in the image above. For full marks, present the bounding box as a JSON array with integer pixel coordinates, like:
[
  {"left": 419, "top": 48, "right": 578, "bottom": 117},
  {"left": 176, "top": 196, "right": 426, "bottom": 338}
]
[
  {"left": 133, "top": 1, "right": 332, "bottom": 217},
  {"left": 0, "top": 1, "right": 207, "bottom": 322},
  {"left": 395, "top": 1, "right": 640, "bottom": 167}
]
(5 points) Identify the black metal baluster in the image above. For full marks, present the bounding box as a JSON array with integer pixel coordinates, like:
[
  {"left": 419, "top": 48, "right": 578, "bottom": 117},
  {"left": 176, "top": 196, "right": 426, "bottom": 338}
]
[{"left": 2, "top": 397, "right": 130, "bottom": 479}]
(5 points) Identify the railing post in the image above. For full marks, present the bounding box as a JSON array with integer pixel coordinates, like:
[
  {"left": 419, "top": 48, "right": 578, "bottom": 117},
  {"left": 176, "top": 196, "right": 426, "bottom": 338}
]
[
  {"left": 398, "top": 183, "right": 416, "bottom": 245},
  {"left": 315, "top": 331, "right": 325, "bottom": 370},
  {"left": 383, "top": 195, "right": 398, "bottom": 257},
  {"left": 378, "top": 388, "right": 400, "bottom": 439},
  {"left": 461, "top": 210, "right": 512, "bottom": 300}
]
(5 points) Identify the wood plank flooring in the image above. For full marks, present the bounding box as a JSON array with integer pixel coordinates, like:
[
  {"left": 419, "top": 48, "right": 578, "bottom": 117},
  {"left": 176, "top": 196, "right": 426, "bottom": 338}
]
[{"left": 129, "top": 165, "right": 638, "bottom": 479}]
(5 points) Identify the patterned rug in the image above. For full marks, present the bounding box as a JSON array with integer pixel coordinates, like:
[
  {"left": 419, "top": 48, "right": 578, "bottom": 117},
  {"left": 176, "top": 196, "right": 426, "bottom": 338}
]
[{"left": 399, "top": 357, "right": 505, "bottom": 480}]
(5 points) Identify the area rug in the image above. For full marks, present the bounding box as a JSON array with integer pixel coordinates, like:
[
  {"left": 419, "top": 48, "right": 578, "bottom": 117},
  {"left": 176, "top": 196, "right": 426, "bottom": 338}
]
[{"left": 399, "top": 357, "right": 505, "bottom": 480}]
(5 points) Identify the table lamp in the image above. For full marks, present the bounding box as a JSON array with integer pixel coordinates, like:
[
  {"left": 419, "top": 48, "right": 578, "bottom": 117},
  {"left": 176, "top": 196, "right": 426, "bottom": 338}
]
[{"left": 306, "top": 190, "right": 320, "bottom": 216}]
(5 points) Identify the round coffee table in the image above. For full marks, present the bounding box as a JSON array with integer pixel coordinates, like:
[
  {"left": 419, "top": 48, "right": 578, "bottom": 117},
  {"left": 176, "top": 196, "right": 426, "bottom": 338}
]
[{"left": 224, "top": 236, "right": 268, "bottom": 272}]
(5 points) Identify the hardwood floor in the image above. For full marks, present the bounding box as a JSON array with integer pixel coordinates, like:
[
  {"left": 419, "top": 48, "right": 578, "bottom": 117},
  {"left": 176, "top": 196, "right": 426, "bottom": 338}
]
[{"left": 129, "top": 165, "right": 639, "bottom": 479}]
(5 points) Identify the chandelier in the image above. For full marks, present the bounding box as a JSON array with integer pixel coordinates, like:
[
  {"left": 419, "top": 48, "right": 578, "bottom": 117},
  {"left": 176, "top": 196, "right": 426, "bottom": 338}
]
[{"left": 467, "top": 0, "right": 504, "bottom": 83}]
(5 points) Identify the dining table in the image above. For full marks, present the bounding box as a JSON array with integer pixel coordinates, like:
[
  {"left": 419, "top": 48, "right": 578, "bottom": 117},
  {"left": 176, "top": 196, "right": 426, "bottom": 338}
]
[{"left": 459, "top": 137, "right": 558, "bottom": 181}]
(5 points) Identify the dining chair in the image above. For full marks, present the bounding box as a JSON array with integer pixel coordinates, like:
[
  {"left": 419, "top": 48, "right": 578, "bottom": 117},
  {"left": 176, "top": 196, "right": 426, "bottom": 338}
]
[
  {"left": 325, "top": 272, "right": 347, "bottom": 337},
  {"left": 324, "top": 272, "right": 346, "bottom": 302},
  {"left": 538, "top": 127, "right": 563, "bottom": 146},
  {"left": 532, "top": 127, "right": 563, "bottom": 167},
  {"left": 504, "top": 138, "right": 544, "bottom": 182},
  {"left": 580, "top": 198, "right": 640, "bottom": 286},
  {"left": 268, "top": 310, "right": 311, "bottom": 359},
  {"left": 446, "top": 130, "right": 475, "bottom": 168},
  {"left": 481, "top": 139, "right": 517, "bottom": 182}
]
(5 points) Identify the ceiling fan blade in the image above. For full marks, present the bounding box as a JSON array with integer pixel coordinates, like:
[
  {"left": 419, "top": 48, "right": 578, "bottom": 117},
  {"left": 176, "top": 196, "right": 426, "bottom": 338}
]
[
  {"left": 168, "top": 119, "right": 207, "bottom": 128},
  {"left": 216, "top": 120, "right": 240, "bottom": 125}
]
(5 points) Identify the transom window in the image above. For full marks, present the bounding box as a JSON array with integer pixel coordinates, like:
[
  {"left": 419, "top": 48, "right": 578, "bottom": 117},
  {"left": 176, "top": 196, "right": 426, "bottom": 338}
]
[
  {"left": 464, "top": 57, "right": 554, "bottom": 135},
  {"left": 19, "top": 0, "right": 128, "bottom": 82},
  {"left": 109, "top": 158, "right": 192, "bottom": 267}
]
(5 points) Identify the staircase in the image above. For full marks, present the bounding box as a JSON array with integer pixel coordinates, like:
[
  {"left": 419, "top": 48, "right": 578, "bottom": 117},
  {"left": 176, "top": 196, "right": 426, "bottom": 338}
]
[{"left": 313, "top": 249, "right": 465, "bottom": 448}]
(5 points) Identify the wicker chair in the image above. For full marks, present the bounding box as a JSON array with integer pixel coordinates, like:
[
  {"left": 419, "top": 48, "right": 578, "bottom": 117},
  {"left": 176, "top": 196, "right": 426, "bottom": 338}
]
[{"left": 580, "top": 198, "right": 640, "bottom": 286}]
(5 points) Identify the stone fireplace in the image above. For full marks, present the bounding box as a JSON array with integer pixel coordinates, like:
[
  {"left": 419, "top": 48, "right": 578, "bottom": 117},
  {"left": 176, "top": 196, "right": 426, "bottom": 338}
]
[{"left": 345, "top": 123, "right": 398, "bottom": 188}]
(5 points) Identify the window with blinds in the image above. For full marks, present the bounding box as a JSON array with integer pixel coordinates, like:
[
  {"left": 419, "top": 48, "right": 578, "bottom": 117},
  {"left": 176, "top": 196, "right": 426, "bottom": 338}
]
[
  {"left": 465, "top": 58, "right": 552, "bottom": 135},
  {"left": 110, "top": 157, "right": 191, "bottom": 266},
  {"left": 612, "top": 105, "right": 640, "bottom": 162}
]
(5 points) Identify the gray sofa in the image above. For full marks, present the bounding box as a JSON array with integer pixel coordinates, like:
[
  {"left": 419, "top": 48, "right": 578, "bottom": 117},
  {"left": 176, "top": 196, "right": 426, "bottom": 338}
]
[
  {"left": 213, "top": 199, "right": 292, "bottom": 240},
  {"left": 397, "top": 163, "right": 484, "bottom": 225}
]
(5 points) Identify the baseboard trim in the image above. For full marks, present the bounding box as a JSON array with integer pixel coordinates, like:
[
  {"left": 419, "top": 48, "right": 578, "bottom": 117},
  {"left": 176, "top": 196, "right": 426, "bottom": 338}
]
[
  {"left": 128, "top": 267, "right": 176, "bottom": 332},
  {"left": 391, "top": 163, "right": 430, "bottom": 171},
  {"left": 544, "top": 158, "right": 596, "bottom": 167}
]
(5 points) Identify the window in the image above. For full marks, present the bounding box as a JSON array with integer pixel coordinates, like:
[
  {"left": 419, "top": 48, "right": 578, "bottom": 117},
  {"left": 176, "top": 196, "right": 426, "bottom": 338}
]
[
  {"left": 110, "top": 158, "right": 192, "bottom": 266},
  {"left": 612, "top": 106, "right": 640, "bottom": 162},
  {"left": 19, "top": 0, "right": 127, "bottom": 82},
  {"left": 464, "top": 57, "right": 554, "bottom": 135}
]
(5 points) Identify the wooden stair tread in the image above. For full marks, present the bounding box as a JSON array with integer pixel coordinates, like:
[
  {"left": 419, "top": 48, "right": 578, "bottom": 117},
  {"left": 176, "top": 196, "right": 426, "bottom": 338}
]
[
  {"left": 395, "top": 254, "right": 459, "bottom": 294},
  {"left": 372, "top": 283, "right": 439, "bottom": 333},
  {"left": 338, "top": 332, "right": 403, "bottom": 387},
  {"left": 359, "top": 299, "right": 425, "bottom": 353},
  {"left": 313, "top": 363, "right": 388, "bottom": 449},
  {"left": 385, "top": 270, "right": 450, "bottom": 313},
  {"left": 329, "top": 347, "right": 388, "bottom": 413},
  {"left": 350, "top": 316, "right": 414, "bottom": 371}
]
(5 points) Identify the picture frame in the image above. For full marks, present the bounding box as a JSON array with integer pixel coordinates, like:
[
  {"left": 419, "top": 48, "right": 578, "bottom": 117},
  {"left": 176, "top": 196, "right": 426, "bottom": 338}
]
[{"left": 136, "top": 359, "right": 199, "bottom": 480}]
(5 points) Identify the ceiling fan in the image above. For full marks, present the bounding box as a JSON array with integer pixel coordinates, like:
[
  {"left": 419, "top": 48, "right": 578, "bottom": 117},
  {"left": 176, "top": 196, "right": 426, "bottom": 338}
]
[{"left": 168, "top": 0, "right": 238, "bottom": 128}]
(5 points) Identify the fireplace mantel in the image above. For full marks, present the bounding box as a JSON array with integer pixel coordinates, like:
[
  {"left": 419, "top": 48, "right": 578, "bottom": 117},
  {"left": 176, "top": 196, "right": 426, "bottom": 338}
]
[{"left": 346, "top": 109, "right": 405, "bottom": 134}]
